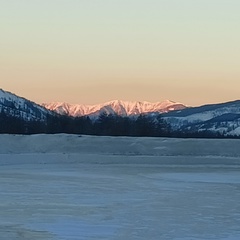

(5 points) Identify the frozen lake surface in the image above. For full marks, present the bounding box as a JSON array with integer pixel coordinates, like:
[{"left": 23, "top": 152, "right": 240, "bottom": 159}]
[{"left": 1, "top": 135, "right": 240, "bottom": 239}]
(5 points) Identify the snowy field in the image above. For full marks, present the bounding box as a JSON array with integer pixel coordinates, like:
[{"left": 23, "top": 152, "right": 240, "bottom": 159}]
[{"left": 1, "top": 134, "right": 240, "bottom": 239}]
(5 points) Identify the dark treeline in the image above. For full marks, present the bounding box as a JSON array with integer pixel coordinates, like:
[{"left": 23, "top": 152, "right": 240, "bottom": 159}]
[
  {"left": 46, "top": 113, "right": 171, "bottom": 137},
  {"left": 0, "top": 111, "right": 46, "bottom": 134},
  {"left": 93, "top": 113, "right": 170, "bottom": 137},
  {"left": 0, "top": 111, "right": 237, "bottom": 138},
  {"left": 0, "top": 112, "right": 170, "bottom": 137}
]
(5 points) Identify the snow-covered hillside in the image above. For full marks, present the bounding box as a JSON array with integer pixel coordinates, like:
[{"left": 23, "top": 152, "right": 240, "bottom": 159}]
[
  {"left": 164, "top": 100, "right": 240, "bottom": 136},
  {"left": 43, "top": 100, "right": 186, "bottom": 117},
  {"left": 0, "top": 89, "right": 53, "bottom": 121}
]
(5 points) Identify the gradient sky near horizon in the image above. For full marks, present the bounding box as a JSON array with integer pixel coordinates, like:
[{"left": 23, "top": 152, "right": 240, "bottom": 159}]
[{"left": 1, "top": 0, "right": 240, "bottom": 106}]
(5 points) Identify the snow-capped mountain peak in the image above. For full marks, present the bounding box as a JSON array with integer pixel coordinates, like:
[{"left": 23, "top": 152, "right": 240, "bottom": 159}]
[{"left": 42, "top": 100, "right": 187, "bottom": 117}]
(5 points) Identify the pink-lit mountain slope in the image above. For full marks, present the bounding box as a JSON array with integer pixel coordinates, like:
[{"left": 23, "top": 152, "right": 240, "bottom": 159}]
[{"left": 42, "top": 100, "right": 187, "bottom": 118}]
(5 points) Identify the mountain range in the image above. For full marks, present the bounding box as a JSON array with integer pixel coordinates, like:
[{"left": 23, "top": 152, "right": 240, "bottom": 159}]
[
  {"left": 1, "top": 88, "right": 240, "bottom": 137},
  {"left": 42, "top": 100, "right": 186, "bottom": 118}
]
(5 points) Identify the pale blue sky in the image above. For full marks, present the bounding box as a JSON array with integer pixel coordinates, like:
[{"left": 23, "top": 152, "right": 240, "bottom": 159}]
[{"left": 1, "top": 0, "right": 240, "bottom": 105}]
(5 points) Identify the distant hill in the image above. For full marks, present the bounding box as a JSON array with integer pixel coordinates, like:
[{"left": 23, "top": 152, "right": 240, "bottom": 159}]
[
  {"left": 0, "top": 89, "right": 53, "bottom": 122},
  {"left": 163, "top": 100, "right": 240, "bottom": 137},
  {"left": 0, "top": 89, "right": 58, "bottom": 134}
]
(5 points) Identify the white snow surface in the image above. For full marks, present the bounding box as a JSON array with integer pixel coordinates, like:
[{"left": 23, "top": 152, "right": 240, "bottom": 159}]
[
  {"left": 229, "top": 126, "right": 240, "bottom": 136},
  {"left": 43, "top": 100, "right": 186, "bottom": 117},
  {"left": 1, "top": 134, "right": 240, "bottom": 240}
]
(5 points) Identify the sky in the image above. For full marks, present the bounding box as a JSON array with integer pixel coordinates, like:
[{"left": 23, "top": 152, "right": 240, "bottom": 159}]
[{"left": 1, "top": 0, "right": 240, "bottom": 106}]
